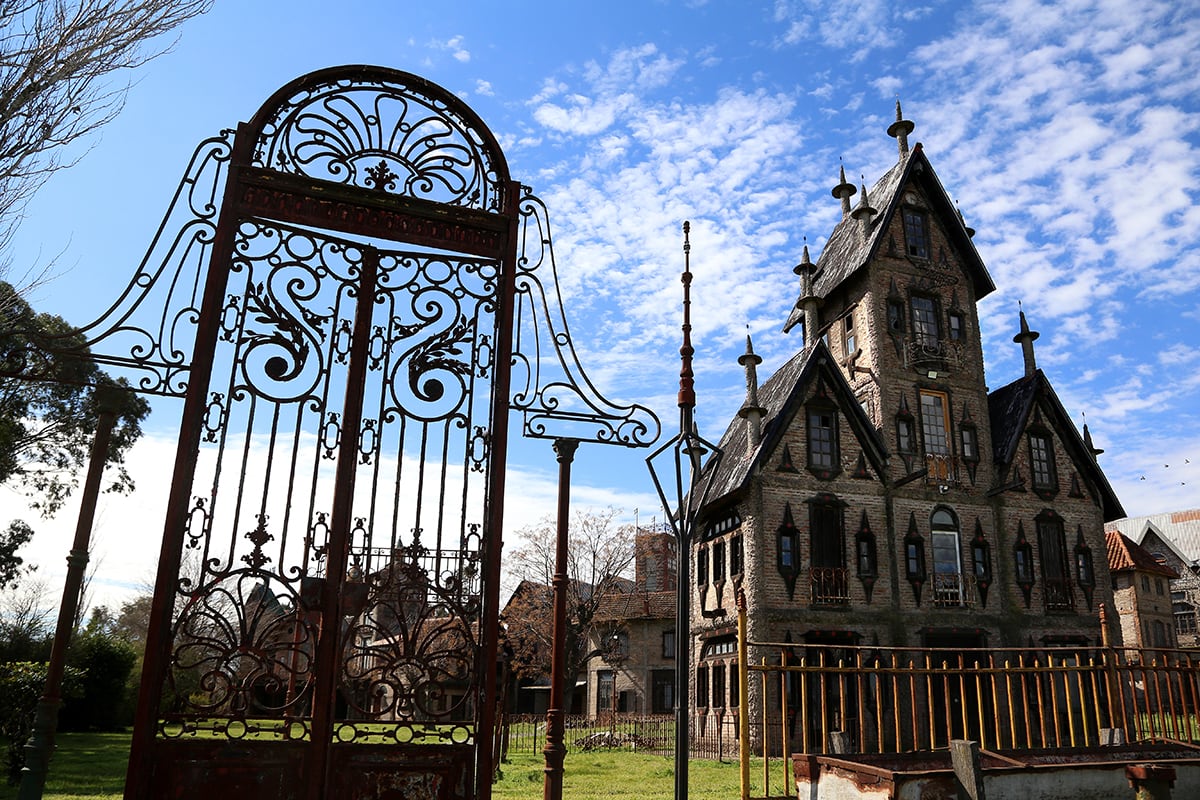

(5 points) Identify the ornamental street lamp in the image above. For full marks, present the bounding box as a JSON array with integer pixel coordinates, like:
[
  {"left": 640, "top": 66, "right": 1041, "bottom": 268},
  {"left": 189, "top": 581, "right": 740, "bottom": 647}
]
[{"left": 646, "top": 222, "right": 722, "bottom": 800}]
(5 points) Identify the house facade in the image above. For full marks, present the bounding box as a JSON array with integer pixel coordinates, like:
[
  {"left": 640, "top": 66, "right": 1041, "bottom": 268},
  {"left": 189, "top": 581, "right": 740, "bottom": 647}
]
[
  {"left": 1106, "top": 510, "right": 1200, "bottom": 648},
  {"left": 690, "top": 105, "right": 1125, "bottom": 742},
  {"left": 1105, "top": 530, "right": 1179, "bottom": 650},
  {"left": 584, "top": 530, "right": 677, "bottom": 716}
]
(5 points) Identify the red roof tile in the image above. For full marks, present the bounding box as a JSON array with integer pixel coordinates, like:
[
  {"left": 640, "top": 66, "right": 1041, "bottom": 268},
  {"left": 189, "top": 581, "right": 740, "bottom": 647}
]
[{"left": 1107, "top": 530, "right": 1178, "bottom": 578}]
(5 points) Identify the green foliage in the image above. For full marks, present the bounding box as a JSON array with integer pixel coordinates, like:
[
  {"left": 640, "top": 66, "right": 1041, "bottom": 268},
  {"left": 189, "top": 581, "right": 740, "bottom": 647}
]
[
  {"left": 0, "top": 280, "right": 150, "bottom": 517},
  {"left": 0, "top": 662, "right": 83, "bottom": 783},
  {"left": 0, "top": 521, "right": 34, "bottom": 592},
  {"left": 60, "top": 621, "right": 138, "bottom": 732}
]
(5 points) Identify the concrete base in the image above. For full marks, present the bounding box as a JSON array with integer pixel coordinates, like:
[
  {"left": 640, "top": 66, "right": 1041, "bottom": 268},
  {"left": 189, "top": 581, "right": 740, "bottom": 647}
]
[{"left": 793, "top": 743, "right": 1200, "bottom": 800}]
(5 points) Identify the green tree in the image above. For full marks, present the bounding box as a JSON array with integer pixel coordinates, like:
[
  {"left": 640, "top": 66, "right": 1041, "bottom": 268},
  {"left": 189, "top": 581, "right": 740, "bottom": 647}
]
[
  {"left": 59, "top": 608, "right": 138, "bottom": 731},
  {"left": 0, "top": 280, "right": 149, "bottom": 516},
  {"left": 0, "top": 519, "right": 34, "bottom": 590}
]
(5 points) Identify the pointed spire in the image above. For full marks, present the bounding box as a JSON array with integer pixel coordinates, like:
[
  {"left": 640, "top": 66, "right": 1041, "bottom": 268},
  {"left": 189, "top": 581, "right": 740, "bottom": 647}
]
[
  {"left": 832, "top": 161, "right": 857, "bottom": 220},
  {"left": 737, "top": 331, "right": 766, "bottom": 454},
  {"left": 791, "top": 238, "right": 821, "bottom": 347},
  {"left": 887, "top": 98, "right": 915, "bottom": 159},
  {"left": 1012, "top": 304, "right": 1040, "bottom": 378},
  {"left": 850, "top": 178, "right": 877, "bottom": 239}
]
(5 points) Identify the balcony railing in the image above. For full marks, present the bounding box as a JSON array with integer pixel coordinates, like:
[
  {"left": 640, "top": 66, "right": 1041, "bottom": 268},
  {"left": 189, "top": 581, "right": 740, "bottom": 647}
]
[
  {"left": 1044, "top": 577, "right": 1075, "bottom": 611},
  {"left": 924, "top": 453, "right": 959, "bottom": 486},
  {"left": 809, "top": 567, "right": 849, "bottom": 606},
  {"left": 931, "top": 572, "right": 978, "bottom": 608},
  {"left": 905, "top": 337, "right": 965, "bottom": 371}
]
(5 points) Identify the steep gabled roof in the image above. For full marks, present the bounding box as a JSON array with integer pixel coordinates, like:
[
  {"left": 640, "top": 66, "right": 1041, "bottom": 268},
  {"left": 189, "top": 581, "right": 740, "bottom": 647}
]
[
  {"left": 785, "top": 145, "right": 995, "bottom": 333},
  {"left": 1106, "top": 530, "right": 1179, "bottom": 578},
  {"left": 1106, "top": 510, "right": 1200, "bottom": 565},
  {"left": 701, "top": 339, "right": 888, "bottom": 509},
  {"left": 988, "top": 370, "right": 1125, "bottom": 521}
]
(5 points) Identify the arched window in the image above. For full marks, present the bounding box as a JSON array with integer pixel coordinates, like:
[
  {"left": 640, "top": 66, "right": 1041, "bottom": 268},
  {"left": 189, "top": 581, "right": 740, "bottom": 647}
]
[{"left": 930, "top": 508, "right": 964, "bottom": 607}]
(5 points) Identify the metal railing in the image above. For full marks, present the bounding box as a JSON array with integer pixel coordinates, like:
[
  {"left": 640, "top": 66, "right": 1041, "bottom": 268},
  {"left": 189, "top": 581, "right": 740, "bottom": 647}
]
[
  {"left": 737, "top": 639, "right": 1200, "bottom": 798},
  {"left": 809, "top": 567, "right": 849, "bottom": 606},
  {"left": 931, "top": 572, "right": 978, "bottom": 608},
  {"left": 499, "top": 712, "right": 740, "bottom": 761}
]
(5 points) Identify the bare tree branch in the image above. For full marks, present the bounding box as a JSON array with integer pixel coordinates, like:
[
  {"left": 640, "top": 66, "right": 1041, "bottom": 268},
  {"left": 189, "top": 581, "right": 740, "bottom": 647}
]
[{"left": 0, "top": 0, "right": 212, "bottom": 279}]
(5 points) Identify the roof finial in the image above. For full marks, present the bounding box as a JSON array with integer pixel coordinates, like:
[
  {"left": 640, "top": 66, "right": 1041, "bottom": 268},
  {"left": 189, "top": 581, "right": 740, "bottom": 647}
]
[
  {"left": 678, "top": 221, "right": 696, "bottom": 416},
  {"left": 832, "top": 159, "right": 857, "bottom": 220},
  {"left": 737, "top": 328, "right": 766, "bottom": 453},
  {"left": 1082, "top": 413, "right": 1105, "bottom": 460},
  {"left": 787, "top": 236, "right": 822, "bottom": 344},
  {"left": 851, "top": 176, "right": 877, "bottom": 239},
  {"left": 1013, "top": 302, "right": 1040, "bottom": 378},
  {"left": 956, "top": 200, "right": 976, "bottom": 238},
  {"left": 887, "top": 97, "right": 915, "bottom": 159}
]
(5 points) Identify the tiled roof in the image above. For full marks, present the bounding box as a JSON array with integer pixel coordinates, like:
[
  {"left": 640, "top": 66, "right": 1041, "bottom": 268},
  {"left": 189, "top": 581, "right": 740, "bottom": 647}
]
[
  {"left": 1106, "top": 530, "right": 1178, "bottom": 578},
  {"left": 1107, "top": 509, "right": 1200, "bottom": 564},
  {"left": 593, "top": 589, "right": 676, "bottom": 622}
]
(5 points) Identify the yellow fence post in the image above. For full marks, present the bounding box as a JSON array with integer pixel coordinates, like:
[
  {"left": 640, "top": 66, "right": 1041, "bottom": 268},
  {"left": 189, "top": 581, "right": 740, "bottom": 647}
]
[{"left": 736, "top": 589, "right": 749, "bottom": 800}]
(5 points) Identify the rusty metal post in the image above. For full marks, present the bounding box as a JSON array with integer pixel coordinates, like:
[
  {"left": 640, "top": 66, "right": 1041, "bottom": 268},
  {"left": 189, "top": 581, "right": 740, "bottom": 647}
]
[
  {"left": 18, "top": 393, "right": 118, "bottom": 800},
  {"left": 542, "top": 438, "right": 578, "bottom": 800}
]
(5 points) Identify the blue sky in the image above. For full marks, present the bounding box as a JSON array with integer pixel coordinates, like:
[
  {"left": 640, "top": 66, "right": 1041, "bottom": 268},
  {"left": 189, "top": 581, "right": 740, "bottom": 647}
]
[{"left": 5, "top": 0, "right": 1200, "bottom": 608}]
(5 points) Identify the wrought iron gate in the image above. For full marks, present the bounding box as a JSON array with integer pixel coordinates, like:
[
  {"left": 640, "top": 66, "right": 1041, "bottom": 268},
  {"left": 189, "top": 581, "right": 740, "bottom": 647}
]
[
  {"left": 123, "top": 67, "right": 521, "bottom": 800},
  {"left": 3, "top": 65, "right": 657, "bottom": 800}
]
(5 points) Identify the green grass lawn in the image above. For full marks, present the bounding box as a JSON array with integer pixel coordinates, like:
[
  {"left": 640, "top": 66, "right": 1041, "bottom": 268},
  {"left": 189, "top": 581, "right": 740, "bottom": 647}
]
[{"left": 1, "top": 733, "right": 770, "bottom": 800}]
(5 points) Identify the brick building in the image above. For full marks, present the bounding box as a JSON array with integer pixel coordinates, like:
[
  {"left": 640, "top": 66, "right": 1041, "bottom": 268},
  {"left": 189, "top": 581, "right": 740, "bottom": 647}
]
[
  {"left": 689, "top": 104, "right": 1125, "bottom": 740},
  {"left": 584, "top": 529, "right": 677, "bottom": 715},
  {"left": 1105, "top": 530, "right": 1178, "bottom": 650},
  {"left": 1106, "top": 509, "right": 1200, "bottom": 648}
]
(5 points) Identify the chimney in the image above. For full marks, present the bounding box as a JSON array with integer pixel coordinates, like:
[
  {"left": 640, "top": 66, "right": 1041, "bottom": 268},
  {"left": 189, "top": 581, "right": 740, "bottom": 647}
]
[
  {"left": 832, "top": 163, "right": 857, "bottom": 221},
  {"left": 850, "top": 180, "right": 877, "bottom": 240},
  {"left": 887, "top": 99, "right": 915, "bottom": 159},
  {"left": 792, "top": 244, "right": 822, "bottom": 347}
]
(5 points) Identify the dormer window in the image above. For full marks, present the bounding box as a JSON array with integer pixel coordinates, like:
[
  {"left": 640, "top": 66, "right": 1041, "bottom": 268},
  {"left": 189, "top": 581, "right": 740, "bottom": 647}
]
[
  {"left": 1028, "top": 432, "right": 1058, "bottom": 495},
  {"left": 903, "top": 208, "right": 930, "bottom": 258},
  {"left": 806, "top": 405, "right": 840, "bottom": 478}
]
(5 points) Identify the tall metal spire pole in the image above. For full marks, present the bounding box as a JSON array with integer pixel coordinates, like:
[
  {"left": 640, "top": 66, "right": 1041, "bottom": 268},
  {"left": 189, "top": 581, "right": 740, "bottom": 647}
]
[{"left": 647, "top": 222, "right": 722, "bottom": 800}]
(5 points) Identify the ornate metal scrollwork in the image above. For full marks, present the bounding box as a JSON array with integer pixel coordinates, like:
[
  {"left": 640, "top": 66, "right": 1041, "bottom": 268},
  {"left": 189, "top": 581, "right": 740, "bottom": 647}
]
[
  {"left": 510, "top": 190, "right": 660, "bottom": 447},
  {"left": 247, "top": 70, "right": 506, "bottom": 214}
]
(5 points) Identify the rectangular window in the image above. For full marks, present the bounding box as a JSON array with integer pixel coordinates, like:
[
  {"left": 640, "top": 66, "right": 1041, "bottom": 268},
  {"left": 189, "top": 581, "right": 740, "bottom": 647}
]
[
  {"left": 902, "top": 208, "right": 930, "bottom": 258},
  {"left": 697, "top": 545, "right": 708, "bottom": 585},
  {"left": 948, "top": 312, "right": 964, "bottom": 341},
  {"left": 696, "top": 666, "right": 709, "bottom": 707},
  {"left": 1037, "top": 516, "right": 1072, "bottom": 610},
  {"left": 961, "top": 426, "right": 978, "bottom": 461},
  {"left": 1029, "top": 433, "right": 1056, "bottom": 489},
  {"left": 843, "top": 312, "right": 856, "bottom": 357},
  {"left": 919, "top": 391, "right": 951, "bottom": 455},
  {"left": 712, "top": 664, "right": 726, "bottom": 708},
  {"left": 887, "top": 299, "right": 905, "bottom": 333},
  {"left": 810, "top": 504, "right": 843, "bottom": 569},
  {"left": 731, "top": 534, "right": 743, "bottom": 576},
  {"left": 897, "top": 417, "right": 915, "bottom": 454},
  {"left": 597, "top": 670, "right": 614, "bottom": 713},
  {"left": 713, "top": 540, "right": 726, "bottom": 582},
  {"left": 808, "top": 409, "right": 837, "bottom": 470},
  {"left": 780, "top": 531, "right": 796, "bottom": 570},
  {"left": 730, "top": 664, "right": 740, "bottom": 707},
  {"left": 663, "top": 630, "right": 675, "bottom": 659},
  {"left": 911, "top": 295, "right": 939, "bottom": 346},
  {"left": 651, "top": 670, "right": 675, "bottom": 714}
]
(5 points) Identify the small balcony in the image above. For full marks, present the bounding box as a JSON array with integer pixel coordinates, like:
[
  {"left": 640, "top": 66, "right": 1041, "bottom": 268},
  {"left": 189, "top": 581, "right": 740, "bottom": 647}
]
[
  {"left": 906, "top": 338, "right": 965, "bottom": 372},
  {"left": 809, "top": 567, "right": 850, "bottom": 606},
  {"left": 1044, "top": 577, "right": 1075, "bottom": 611},
  {"left": 924, "top": 453, "right": 960, "bottom": 487},
  {"left": 931, "top": 573, "right": 979, "bottom": 608}
]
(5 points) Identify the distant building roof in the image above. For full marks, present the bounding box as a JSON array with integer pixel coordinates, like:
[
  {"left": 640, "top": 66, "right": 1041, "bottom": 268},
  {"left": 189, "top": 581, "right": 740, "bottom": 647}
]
[
  {"left": 593, "top": 589, "right": 676, "bottom": 622},
  {"left": 1107, "top": 509, "right": 1200, "bottom": 565},
  {"left": 1106, "top": 530, "right": 1178, "bottom": 578}
]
